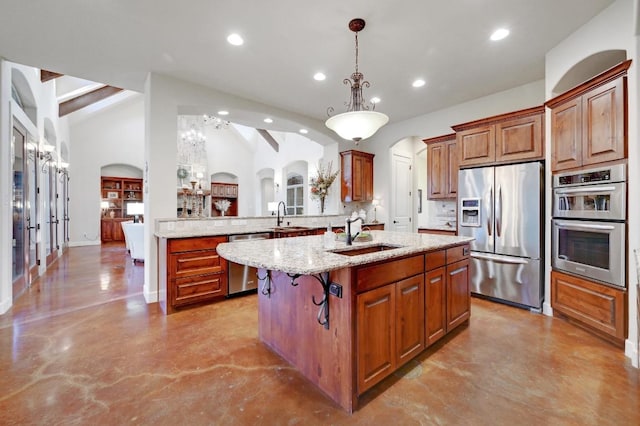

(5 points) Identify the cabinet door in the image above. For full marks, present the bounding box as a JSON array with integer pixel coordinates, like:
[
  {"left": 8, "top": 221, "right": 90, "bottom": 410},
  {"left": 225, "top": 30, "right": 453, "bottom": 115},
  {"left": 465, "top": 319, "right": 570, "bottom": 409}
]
[
  {"left": 582, "top": 77, "right": 626, "bottom": 167},
  {"left": 395, "top": 275, "right": 425, "bottom": 366},
  {"left": 446, "top": 259, "right": 470, "bottom": 331},
  {"left": 362, "top": 155, "right": 374, "bottom": 201},
  {"left": 427, "top": 142, "right": 446, "bottom": 199},
  {"left": 445, "top": 139, "right": 458, "bottom": 198},
  {"left": 495, "top": 113, "right": 543, "bottom": 163},
  {"left": 551, "top": 97, "right": 582, "bottom": 171},
  {"left": 457, "top": 125, "right": 495, "bottom": 167},
  {"left": 101, "top": 220, "right": 114, "bottom": 242},
  {"left": 425, "top": 267, "right": 446, "bottom": 346},
  {"left": 551, "top": 270, "right": 625, "bottom": 343},
  {"left": 357, "top": 284, "right": 396, "bottom": 393}
]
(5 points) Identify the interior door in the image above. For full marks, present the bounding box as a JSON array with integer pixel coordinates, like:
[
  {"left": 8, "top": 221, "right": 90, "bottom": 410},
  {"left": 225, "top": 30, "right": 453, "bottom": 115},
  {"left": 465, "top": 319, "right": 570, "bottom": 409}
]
[
  {"left": 12, "top": 125, "right": 28, "bottom": 297},
  {"left": 391, "top": 153, "right": 412, "bottom": 232},
  {"left": 27, "top": 142, "right": 39, "bottom": 277}
]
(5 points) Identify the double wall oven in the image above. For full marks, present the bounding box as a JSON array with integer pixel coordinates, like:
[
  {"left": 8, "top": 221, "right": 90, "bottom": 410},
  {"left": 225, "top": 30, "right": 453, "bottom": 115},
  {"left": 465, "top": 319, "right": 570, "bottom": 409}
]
[{"left": 552, "top": 164, "right": 627, "bottom": 288}]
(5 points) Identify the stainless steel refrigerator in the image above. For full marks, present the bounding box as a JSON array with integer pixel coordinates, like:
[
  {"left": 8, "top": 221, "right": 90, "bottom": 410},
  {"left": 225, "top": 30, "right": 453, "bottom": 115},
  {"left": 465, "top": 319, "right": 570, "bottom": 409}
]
[{"left": 458, "top": 162, "right": 543, "bottom": 309}]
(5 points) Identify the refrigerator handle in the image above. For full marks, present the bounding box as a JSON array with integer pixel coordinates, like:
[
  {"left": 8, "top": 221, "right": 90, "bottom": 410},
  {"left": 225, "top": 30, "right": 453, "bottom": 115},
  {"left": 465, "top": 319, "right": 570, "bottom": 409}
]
[
  {"left": 496, "top": 185, "right": 502, "bottom": 237},
  {"left": 487, "top": 188, "right": 493, "bottom": 236}
]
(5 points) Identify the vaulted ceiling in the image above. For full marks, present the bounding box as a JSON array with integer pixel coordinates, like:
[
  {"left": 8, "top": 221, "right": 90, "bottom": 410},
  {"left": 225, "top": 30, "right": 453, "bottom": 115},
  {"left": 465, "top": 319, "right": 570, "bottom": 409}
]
[{"left": 1, "top": 0, "right": 615, "bottom": 128}]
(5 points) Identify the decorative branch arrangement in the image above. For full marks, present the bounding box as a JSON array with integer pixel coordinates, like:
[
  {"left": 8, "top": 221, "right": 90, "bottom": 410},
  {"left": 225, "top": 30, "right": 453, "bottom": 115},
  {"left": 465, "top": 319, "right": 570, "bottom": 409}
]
[{"left": 309, "top": 161, "right": 339, "bottom": 213}]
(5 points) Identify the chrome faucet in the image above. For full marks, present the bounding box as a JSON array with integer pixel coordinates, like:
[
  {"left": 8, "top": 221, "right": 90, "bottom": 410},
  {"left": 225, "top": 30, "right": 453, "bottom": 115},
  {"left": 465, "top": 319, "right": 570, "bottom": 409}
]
[
  {"left": 276, "top": 201, "right": 286, "bottom": 227},
  {"left": 345, "top": 216, "right": 364, "bottom": 246}
]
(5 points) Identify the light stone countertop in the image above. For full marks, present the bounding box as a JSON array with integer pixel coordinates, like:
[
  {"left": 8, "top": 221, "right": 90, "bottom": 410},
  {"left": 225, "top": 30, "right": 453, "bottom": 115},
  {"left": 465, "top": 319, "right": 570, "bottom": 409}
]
[{"left": 216, "top": 230, "right": 473, "bottom": 275}]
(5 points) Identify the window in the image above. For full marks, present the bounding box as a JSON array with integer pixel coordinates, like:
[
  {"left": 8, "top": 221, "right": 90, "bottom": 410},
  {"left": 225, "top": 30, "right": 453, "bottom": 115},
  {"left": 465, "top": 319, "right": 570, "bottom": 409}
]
[{"left": 286, "top": 173, "right": 304, "bottom": 215}]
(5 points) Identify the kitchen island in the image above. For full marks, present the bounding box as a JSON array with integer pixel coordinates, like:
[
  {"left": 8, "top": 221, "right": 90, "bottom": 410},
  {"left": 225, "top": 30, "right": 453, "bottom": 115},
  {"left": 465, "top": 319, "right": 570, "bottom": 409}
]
[{"left": 217, "top": 230, "right": 473, "bottom": 412}]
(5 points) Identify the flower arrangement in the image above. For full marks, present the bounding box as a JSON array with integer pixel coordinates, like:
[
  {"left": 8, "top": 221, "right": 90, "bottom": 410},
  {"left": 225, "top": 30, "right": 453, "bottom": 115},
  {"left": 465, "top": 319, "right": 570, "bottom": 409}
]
[
  {"left": 214, "top": 199, "right": 231, "bottom": 216},
  {"left": 309, "top": 161, "right": 339, "bottom": 213}
]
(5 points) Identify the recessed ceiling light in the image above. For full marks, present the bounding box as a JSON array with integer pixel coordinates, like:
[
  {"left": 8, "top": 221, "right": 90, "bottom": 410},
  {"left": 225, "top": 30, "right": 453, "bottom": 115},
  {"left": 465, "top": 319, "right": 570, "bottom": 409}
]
[
  {"left": 218, "top": 110, "right": 229, "bottom": 116},
  {"left": 227, "top": 33, "right": 244, "bottom": 46},
  {"left": 370, "top": 97, "right": 381, "bottom": 104},
  {"left": 313, "top": 72, "right": 326, "bottom": 81},
  {"left": 490, "top": 28, "right": 509, "bottom": 41},
  {"left": 412, "top": 79, "right": 426, "bottom": 88},
  {"left": 264, "top": 118, "right": 273, "bottom": 124},
  {"left": 299, "top": 129, "right": 309, "bottom": 134}
]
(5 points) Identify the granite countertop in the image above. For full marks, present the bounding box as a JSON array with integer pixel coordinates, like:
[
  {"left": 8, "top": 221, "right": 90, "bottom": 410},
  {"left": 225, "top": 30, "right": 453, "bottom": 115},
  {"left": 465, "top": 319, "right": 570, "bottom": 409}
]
[
  {"left": 216, "top": 230, "right": 473, "bottom": 275},
  {"left": 419, "top": 224, "right": 457, "bottom": 232},
  {"left": 155, "top": 222, "right": 383, "bottom": 239}
]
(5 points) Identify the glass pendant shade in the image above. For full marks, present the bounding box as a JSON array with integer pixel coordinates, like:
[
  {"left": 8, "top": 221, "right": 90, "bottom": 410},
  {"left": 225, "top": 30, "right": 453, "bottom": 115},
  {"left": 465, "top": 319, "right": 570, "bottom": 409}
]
[{"left": 325, "top": 110, "right": 389, "bottom": 142}]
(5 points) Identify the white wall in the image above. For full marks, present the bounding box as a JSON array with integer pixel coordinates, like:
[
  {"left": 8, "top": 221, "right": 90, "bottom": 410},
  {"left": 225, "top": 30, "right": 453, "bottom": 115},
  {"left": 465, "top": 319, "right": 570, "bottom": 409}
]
[
  {"left": 68, "top": 94, "right": 145, "bottom": 245},
  {"left": 545, "top": 0, "right": 639, "bottom": 366},
  {"left": 0, "top": 60, "right": 70, "bottom": 314}
]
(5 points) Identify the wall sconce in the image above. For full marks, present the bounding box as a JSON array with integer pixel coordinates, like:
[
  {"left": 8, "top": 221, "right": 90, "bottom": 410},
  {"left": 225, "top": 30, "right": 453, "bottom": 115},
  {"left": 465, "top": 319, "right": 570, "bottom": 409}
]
[
  {"left": 39, "top": 144, "right": 56, "bottom": 172},
  {"left": 371, "top": 199, "right": 380, "bottom": 223},
  {"left": 274, "top": 183, "right": 280, "bottom": 193}
]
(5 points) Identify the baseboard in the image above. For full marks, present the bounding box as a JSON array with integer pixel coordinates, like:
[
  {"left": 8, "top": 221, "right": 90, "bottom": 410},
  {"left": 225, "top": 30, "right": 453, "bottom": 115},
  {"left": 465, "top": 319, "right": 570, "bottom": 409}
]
[
  {"left": 625, "top": 339, "right": 639, "bottom": 368},
  {"left": 68, "top": 240, "right": 101, "bottom": 247},
  {"left": 0, "top": 298, "right": 12, "bottom": 315},
  {"left": 144, "top": 288, "right": 158, "bottom": 304},
  {"left": 542, "top": 301, "right": 553, "bottom": 317}
]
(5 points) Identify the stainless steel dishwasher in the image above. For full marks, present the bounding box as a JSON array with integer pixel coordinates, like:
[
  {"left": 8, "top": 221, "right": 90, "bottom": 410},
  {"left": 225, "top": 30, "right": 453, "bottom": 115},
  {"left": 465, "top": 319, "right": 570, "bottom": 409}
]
[{"left": 227, "top": 233, "right": 271, "bottom": 296}]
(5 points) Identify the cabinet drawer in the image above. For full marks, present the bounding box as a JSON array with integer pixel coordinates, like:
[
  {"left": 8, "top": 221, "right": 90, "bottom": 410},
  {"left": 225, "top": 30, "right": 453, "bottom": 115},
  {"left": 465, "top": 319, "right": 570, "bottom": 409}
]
[
  {"left": 171, "top": 250, "right": 225, "bottom": 278},
  {"left": 426, "top": 250, "right": 446, "bottom": 270},
  {"left": 168, "top": 236, "right": 227, "bottom": 253},
  {"left": 173, "top": 274, "right": 226, "bottom": 306},
  {"left": 356, "top": 254, "right": 424, "bottom": 292},
  {"left": 551, "top": 271, "right": 626, "bottom": 343},
  {"left": 446, "top": 244, "right": 470, "bottom": 264}
]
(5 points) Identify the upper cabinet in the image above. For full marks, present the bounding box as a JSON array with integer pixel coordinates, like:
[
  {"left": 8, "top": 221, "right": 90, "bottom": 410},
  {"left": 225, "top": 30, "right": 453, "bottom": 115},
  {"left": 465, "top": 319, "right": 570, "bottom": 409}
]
[
  {"left": 545, "top": 60, "right": 630, "bottom": 172},
  {"left": 423, "top": 134, "right": 458, "bottom": 200},
  {"left": 340, "top": 150, "right": 374, "bottom": 202},
  {"left": 452, "top": 106, "right": 544, "bottom": 168}
]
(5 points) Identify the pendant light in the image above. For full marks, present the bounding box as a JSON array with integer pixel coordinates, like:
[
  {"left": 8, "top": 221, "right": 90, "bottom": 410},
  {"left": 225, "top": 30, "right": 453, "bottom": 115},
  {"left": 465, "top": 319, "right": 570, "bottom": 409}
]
[{"left": 325, "top": 18, "right": 389, "bottom": 144}]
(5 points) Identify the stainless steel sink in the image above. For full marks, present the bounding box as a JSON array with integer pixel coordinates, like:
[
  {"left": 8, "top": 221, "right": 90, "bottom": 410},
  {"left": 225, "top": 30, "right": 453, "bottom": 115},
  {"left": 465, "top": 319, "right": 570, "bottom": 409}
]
[{"left": 330, "top": 244, "right": 404, "bottom": 256}]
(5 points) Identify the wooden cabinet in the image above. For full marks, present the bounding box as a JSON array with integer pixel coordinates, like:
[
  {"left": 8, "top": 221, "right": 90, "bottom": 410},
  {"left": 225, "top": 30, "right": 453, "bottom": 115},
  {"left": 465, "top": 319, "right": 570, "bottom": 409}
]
[
  {"left": 425, "top": 246, "right": 470, "bottom": 347},
  {"left": 100, "top": 218, "right": 127, "bottom": 242},
  {"left": 271, "top": 228, "right": 316, "bottom": 238},
  {"left": 340, "top": 150, "right": 374, "bottom": 202},
  {"left": 101, "top": 176, "right": 143, "bottom": 242},
  {"left": 423, "top": 133, "right": 458, "bottom": 200},
  {"left": 211, "top": 182, "right": 238, "bottom": 216},
  {"left": 365, "top": 223, "right": 384, "bottom": 231},
  {"left": 546, "top": 60, "right": 630, "bottom": 172},
  {"left": 418, "top": 228, "right": 456, "bottom": 236},
  {"left": 452, "top": 106, "right": 544, "bottom": 168},
  {"left": 357, "top": 270, "right": 425, "bottom": 393},
  {"left": 551, "top": 270, "right": 626, "bottom": 347},
  {"left": 357, "top": 283, "right": 396, "bottom": 393},
  {"left": 160, "top": 236, "right": 228, "bottom": 314}
]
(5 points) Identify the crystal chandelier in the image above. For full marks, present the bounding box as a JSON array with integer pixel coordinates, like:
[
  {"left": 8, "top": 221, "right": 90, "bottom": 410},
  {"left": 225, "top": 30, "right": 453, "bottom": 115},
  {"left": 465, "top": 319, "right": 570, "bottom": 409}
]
[
  {"left": 177, "top": 116, "right": 207, "bottom": 167},
  {"left": 325, "top": 18, "right": 389, "bottom": 144},
  {"left": 203, "top": 114, "right": 230, "bottom": 130}
]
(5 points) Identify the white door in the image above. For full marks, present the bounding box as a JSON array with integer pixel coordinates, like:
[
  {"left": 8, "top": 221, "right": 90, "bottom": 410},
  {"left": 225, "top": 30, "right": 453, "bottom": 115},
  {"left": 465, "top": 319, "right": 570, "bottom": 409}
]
[{"left": 391, "top": 153, "right": 412, "bottom": 232}]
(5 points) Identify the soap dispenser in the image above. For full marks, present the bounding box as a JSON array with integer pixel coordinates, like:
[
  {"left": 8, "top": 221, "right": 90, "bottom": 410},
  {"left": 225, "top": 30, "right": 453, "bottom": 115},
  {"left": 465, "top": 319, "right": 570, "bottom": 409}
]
[{"left": 323, "top": 224, "right": 336, "bottom": 249}]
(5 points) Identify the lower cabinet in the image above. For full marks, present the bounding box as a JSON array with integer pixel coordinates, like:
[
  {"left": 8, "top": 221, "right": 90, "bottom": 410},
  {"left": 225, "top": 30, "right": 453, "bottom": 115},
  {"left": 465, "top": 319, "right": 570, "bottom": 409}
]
[
  {"left": 551, "top": 270, "right": 626, "bottom": 347},
  {"left": 357, "top": 273, "right": 425, "bottom": 393},
  {"left": 162, "top": 236, "right": 228, "bottom": 314},
  {"left": 356, "top": 244, "right": 470, "bottom": 394},
  {"left": 101, "top": 218, "right": 126, "bottom": 242},
  {"left": 425, "top": 249, "right": 470, "bottom": 346}
]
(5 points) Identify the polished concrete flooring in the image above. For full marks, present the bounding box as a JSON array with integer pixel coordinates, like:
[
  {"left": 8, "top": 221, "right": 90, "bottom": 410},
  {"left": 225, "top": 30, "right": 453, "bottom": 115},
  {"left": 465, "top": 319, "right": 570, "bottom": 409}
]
[{"left": 1, "top": 243, "right": 638, "bottom": 425}]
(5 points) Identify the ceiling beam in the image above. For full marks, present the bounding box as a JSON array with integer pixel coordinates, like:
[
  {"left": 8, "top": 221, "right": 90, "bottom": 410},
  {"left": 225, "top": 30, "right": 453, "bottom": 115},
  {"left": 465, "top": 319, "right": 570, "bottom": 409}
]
[
  {"left": 41, "top": 70, "right": 63, "bottom": 82},
  {"left": 256, "top": 129, "right": 279, "bottom": 152},
  {"left": 58, "top": 85, "right": 124, "bottom": 117}
]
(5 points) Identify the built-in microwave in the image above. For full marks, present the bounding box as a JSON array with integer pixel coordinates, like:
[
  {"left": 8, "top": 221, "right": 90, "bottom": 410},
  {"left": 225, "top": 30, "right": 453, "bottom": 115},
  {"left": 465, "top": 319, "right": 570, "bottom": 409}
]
[
  {"left": 552, "top": 164, "right": 626, "bottom": 221},
  {"left": 552, "top": 219, "right": 625, "bottom": 288}
]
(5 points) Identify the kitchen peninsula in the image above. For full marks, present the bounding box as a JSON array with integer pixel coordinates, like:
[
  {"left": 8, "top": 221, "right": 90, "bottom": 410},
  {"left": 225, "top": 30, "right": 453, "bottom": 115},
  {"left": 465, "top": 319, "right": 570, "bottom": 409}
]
[{"left": 217, "top": 230, "right": 473, "bottom": 412}]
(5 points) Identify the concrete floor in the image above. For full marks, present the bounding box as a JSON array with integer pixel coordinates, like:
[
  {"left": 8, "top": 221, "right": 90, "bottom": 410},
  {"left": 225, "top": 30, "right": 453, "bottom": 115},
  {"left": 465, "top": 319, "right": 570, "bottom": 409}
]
[{"left": 1, "top": 243, "right": 638, "bottom": 425}]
